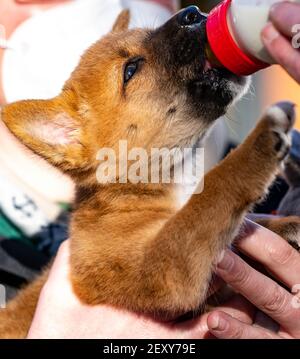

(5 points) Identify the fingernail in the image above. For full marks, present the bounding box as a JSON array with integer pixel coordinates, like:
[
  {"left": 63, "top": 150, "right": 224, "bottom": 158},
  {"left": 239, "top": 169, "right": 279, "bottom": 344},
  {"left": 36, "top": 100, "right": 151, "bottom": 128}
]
[
  {"left": 217, "top": 250, "right": 234, "bottom": 271},
  {"left": 210, "top": 316, "right": 227, "bottom": 331},
  {"left": 261, "top": 23, "right": 280, "bottom": 43}
]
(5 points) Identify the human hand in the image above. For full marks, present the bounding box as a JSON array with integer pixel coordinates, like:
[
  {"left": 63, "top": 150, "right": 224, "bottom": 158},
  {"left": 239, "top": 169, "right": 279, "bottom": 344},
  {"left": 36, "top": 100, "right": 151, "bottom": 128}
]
[
  {"left": 261, "top": 2, "right": 300, "bottom": 82},
  {"left": 207, "top": 219, "right": 300, "bottom": 339},
  {"left": 27, "top": 241, "right": 254, "bottom": 339}
]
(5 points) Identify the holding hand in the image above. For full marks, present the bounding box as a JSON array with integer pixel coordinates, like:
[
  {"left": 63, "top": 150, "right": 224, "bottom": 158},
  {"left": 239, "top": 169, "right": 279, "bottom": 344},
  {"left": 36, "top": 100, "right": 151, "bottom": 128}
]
[
  {"left": 262, "top": 2, "right": 300, "bottom": 82},
  {"left": 27, "top": 221, "right": 300, "bottom": 339},
  {"left": 208, "top": 220, "right": 300, "bottom": 339},
  {"left": 27, "top": 241, "right": 252, "bottom": 339}
]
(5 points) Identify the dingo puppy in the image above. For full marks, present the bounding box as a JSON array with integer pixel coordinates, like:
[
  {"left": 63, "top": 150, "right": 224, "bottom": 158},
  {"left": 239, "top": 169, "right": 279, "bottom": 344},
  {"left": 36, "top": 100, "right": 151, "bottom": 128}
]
[{"left": 0, "top": 7, "right": 297, "bottom": 338}]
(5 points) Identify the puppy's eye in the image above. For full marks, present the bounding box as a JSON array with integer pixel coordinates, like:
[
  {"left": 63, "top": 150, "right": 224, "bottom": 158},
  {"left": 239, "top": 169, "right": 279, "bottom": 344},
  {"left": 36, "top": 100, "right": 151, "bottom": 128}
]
[
  {"left": 123, "top": 58, "right": 144, "bottom": 84},
  {"left": 124, "top": 63, "right": 137, "bottom": 83}
]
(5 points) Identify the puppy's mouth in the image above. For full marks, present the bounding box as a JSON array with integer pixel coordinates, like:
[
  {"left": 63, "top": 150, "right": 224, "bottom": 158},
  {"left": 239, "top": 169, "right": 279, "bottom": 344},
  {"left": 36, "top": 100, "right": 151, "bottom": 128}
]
[
  {"left": 148, "top": 7, "right": 247, "bottom": 119},
  {"left": 184, "top": 25, "right": 246, "bottom": 118},
  {"left": 187, "top": 21, "right": 243, "bottom": 83}
]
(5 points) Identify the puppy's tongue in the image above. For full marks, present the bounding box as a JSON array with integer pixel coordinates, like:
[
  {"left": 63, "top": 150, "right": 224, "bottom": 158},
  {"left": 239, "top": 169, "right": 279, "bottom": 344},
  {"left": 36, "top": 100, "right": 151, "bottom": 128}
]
[{"left": 204, "top": 59, "right": 213, "bottom": 71}]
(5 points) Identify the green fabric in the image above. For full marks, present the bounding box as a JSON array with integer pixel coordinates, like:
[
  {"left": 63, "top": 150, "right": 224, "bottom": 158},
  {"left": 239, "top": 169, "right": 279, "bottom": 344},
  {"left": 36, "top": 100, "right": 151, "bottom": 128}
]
[
  {"left": 58, "top": 202, "right": 71, "bottom": 211},
  {"left": 0, "top": 211, "right": 31, "bottom": 245}
]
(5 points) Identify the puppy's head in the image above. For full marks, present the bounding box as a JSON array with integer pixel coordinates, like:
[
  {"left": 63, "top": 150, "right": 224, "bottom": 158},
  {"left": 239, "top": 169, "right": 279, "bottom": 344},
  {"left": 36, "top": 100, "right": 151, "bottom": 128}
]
[{"left": 2, "top": 7, "right": 248, "bottom": 184}]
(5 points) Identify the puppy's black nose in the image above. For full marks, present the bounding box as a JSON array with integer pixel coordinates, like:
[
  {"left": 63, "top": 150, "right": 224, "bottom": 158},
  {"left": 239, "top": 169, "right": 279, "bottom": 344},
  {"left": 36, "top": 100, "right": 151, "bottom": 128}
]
[{"left": 178, "top": 6, "right": 205, "bottom": 26}]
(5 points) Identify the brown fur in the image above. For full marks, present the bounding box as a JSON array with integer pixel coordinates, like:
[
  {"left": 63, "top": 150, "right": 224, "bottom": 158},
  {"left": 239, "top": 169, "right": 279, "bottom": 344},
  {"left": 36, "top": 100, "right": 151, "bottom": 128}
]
[
  {"left": 0, "top": 10, "right": 297, "bottom": 338},
  {"left": 112, "top": 10, "right": 130, "bottom": 33}
]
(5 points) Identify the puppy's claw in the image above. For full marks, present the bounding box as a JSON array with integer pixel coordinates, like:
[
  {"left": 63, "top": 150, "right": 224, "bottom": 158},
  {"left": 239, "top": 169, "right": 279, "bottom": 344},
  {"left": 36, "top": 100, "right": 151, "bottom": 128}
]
[{"left": 264, "top": 101, "right": 296, "bottom": 161}]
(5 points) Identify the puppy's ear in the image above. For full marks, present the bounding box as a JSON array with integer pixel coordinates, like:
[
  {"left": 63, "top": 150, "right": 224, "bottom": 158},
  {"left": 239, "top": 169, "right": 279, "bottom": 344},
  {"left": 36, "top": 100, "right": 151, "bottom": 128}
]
[
  {"left": 112, "top": 9, "right": 130, "bottom": 33},
  {"left": 2, "top": 96, "right": 89, "bottom": 173}
]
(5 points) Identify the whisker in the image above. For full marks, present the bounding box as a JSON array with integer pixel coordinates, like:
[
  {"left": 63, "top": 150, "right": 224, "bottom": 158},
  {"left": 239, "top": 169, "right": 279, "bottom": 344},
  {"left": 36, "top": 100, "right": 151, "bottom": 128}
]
[{"left": 223, "top": 114, "right": 240, "bottom": 139}]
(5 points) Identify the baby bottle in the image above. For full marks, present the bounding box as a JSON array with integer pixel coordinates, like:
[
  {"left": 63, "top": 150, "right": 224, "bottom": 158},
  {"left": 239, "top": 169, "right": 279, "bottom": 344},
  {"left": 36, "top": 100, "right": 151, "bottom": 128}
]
[{"left": 206, "top": 0, "right": 300, "bottom": 75}]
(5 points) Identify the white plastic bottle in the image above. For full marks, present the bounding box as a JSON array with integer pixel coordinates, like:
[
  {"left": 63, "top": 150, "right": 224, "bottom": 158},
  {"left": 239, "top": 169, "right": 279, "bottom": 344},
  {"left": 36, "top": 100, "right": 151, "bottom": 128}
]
[{"left": 206, "top": 0, "right": 300, "bottom": 75}]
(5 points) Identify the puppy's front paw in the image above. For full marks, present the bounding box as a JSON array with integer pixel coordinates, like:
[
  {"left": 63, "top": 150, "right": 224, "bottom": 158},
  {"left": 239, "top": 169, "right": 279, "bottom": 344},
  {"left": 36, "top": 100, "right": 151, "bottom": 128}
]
[{"left": 264, "top": 101, "right": 296, "bottom": 161}]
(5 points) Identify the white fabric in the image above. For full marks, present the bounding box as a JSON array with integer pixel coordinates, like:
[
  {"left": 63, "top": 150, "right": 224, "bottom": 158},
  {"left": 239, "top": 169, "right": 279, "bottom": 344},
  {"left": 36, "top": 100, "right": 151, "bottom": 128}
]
[
  {"left": 3, "top": 0, "right": 171, "bottom": 103},
  {"left": 0, "top": 169, "right": 49, "bottom": 237}
]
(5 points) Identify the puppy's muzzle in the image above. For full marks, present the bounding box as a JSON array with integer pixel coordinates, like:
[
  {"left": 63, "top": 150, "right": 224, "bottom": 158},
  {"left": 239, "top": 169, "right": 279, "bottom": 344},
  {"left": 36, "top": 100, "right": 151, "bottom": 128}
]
[{"left": 147, "top": 6, "right": 208, "bottom": 71}]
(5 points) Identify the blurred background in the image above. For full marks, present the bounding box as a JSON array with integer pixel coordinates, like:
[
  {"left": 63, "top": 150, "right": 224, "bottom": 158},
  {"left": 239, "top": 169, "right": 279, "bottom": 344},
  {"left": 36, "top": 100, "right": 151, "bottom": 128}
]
[{"left": 182, "top": 0, "right": 300, "bottom": 144}]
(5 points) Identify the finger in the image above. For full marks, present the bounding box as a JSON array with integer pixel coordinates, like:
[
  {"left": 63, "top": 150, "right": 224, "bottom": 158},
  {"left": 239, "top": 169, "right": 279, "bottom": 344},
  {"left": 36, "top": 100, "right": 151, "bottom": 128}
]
[
  {"left": 47, "top": 240, "right": 70, "bottom": 282},
  {"left": 269, "top": 2, "right": 300, "bottom": 38},
  {"left": 40, "top": 240, "right": 76, "bottom": 305},
  {"left": 207, "top": 311, "right": 280, "bottom": 339},
  {"left": 261, "top": 23, "right": 300, "bottom": 83},
  {"left": 237, "top": 219, "right": 300, "bottom": 289},
  {"left": 175, "top": 315, "right": 212, "bottom": 339},
  {"left": 216, "top": 250, "right": 300, "bottom": 333},
  {"left": 177, "top": 294, "right": 255, "bottom": 339},
  {"left": 218, "top": 294, "right": 255, "bottom": 325}
]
